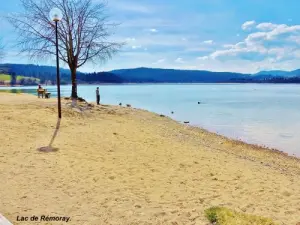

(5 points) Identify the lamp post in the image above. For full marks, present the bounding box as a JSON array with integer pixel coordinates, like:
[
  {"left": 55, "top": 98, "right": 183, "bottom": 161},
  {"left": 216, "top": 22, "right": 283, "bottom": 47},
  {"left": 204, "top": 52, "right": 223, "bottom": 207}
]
[{"left": 50, "top": 8, "right": 63, "bottom": 119}]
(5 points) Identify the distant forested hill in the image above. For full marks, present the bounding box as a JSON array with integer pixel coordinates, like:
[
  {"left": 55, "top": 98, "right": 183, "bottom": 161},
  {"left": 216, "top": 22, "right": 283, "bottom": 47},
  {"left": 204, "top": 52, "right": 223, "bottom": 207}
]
[
  {"left": 111, "top": 67, "right": 250, "bottom": 82},
  {"left": 0, "top": 64, "right": 121, "bottom": 84},
  {"left": 0, "top": 64, "right": 72, "bottom": 84},
  {"left": 1, "top": 63, "right": 300, "bottom": 84},
  {"left": 77, "top": 72, "right": 123, "bottom": 83},
  {"left": 255, "top": 69, "right": 300, "bottom": 78},
  {"left": 229, "top": 76, "right": 300, "bottom": 83},
  {"left": 0, "top": 63, "right": 71, "bottom": 76}
]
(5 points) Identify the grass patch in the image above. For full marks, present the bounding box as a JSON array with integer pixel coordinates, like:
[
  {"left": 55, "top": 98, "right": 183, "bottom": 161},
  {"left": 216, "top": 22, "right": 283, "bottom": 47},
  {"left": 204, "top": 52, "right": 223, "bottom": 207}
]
[
  {"left": 0, "top": 74, "right": 11, "bottom": 81},
  {"left": 0, "top": 74, "right": 40, "bottom": 82},
  {"left": 0, "top": 89, "right": 23, "bottom": 94},
  {"left": 17, "top": 75, "right": 40, "bottom": 82},
  {"left": 17, "top": 75, "right": 24, "bottom": 81},
  {"left": 205, "top": 207, "right": 277, "bottom": 225}
]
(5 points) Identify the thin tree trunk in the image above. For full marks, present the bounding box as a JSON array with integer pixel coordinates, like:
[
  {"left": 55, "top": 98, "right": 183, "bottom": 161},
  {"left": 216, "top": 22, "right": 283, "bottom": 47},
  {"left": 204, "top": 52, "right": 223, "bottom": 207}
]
[{"left": 71, "top": 67, "right": 78, "bottom": 106}]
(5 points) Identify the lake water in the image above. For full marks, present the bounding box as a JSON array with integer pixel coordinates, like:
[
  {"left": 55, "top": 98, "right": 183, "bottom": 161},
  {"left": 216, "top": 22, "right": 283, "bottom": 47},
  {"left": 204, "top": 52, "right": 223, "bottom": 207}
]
[{"left": 1, "top": 84, "right": 300, "bottom": 157}]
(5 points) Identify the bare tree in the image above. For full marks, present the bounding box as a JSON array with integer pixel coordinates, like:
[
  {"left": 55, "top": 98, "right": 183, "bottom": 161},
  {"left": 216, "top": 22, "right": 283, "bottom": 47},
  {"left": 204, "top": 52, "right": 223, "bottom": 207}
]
[{"left": 8, "top": 0, "right": 123, "bottom": 100}]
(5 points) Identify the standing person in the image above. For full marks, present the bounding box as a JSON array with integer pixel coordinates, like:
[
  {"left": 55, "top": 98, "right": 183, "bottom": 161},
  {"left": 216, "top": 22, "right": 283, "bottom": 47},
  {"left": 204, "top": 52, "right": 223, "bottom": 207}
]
[{"left": 96, "top": 87, "right": 100, "bottom": 105}]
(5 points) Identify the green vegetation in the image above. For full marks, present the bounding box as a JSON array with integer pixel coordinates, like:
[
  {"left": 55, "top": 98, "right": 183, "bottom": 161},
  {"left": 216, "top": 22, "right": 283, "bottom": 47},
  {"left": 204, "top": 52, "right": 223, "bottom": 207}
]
[
  {"left": 0, "top": 74, "right": 40, "bottom": 81},
  {"left": 205, "top": 207, "right": 277, "bottom": 225},
  {"left": 0, "top": 73, "right": 40, "bottom": 85},
  {"left": 17, "top": 75, "right": 40, "bottom": 82},
  {"left": 0, "top": 89, "right": 23, "bottom": 94},
  {"left": 0, "top": 74, "right": 11, "bottom": 81}
]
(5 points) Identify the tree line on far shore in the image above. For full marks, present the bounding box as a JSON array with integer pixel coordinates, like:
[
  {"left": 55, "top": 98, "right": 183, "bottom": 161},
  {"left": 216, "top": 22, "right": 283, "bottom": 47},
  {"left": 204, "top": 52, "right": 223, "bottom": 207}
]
[
  {"left": 0, "top": 65, "right": 124, "bottom": 86},
  {"left": 229, "top": 77, "right": 300, "bottom": 83},
  {"left": 1, "top": 64, "right": 300, "bottom": 86}
]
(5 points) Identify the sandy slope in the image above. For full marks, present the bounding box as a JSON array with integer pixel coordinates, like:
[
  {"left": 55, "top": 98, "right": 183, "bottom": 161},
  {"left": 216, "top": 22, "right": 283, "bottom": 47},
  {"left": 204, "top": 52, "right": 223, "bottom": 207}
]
[{"left": 0, "top": 92, "right": 299, "bottom": 225}]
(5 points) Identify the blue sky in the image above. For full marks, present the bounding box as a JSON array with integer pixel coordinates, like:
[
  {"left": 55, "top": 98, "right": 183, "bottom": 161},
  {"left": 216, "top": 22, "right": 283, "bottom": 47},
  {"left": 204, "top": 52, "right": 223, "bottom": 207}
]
[{"left": 1, "top": 0, "right": 300, "bottom": 73}]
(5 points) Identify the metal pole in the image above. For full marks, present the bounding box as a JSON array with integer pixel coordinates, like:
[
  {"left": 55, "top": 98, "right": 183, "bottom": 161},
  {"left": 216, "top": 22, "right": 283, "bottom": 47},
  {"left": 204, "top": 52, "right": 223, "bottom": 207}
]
[{"left": 55, "top": 20, "right": 62, "bottom": 118}]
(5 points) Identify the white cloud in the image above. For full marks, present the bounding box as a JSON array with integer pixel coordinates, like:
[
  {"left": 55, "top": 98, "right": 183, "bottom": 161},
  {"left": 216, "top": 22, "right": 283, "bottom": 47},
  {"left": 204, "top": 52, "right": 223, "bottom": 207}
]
[
  {"left": 203, "top": 40, "right": 214, "bottom": 45},
  {"left": 149, "top": 28, "right": 158, "bottom": 33},
  {"left": 256, "top": 23, "right": 278, "bottom": 31},
  {"left": 223, "top": 44, "right": 234, "bottom": 48},
  {"left": 132, "top": 45, "right": 142, "bottom": 49},
  {"left": 288, "top": 35, "right": 300, "bottom": 44},
  {"left": 208, "top": 22, "right": 300, "bottom": 63},
  {"left": 153, "top": 58, "right": 165, "bottom": 64},
  {"left": 267, "top": 24, "right": 300, "bottom": 39},
  {"left": 242, "top": 20, "right": 256, "bottom": 30},
  {"left": 175, "top": 57, "right": 185, "bottom": 63},
  {"left": 197, "top": 56, "right": 209, "bottom": 60},
  {"left": 119, "top": 33, "right": 215, "bottom": 53},
  {"left": 125, "top": 37, "right": 136, "bottom": 42},
  {"left": 245, "top": 32, "right": 267, "bottom": 43},
  {"left": 75, "top": 19, "right": 300, "bottom": 74},
  {"left": 246, "top": 23, "right": 300, "bottom": 43}
]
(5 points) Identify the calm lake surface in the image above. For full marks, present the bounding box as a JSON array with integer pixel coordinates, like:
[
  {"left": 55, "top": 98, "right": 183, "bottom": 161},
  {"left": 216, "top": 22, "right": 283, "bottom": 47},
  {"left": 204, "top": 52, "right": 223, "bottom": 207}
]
[{"left": 1, "top": 84, "right": 300, "bottom": 157}]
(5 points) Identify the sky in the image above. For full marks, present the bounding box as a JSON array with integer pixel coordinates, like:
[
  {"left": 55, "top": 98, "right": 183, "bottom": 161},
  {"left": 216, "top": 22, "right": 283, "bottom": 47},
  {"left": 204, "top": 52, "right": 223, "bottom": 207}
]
[{"left": 1, "top": 0, "right": 300, "bottom": 73}]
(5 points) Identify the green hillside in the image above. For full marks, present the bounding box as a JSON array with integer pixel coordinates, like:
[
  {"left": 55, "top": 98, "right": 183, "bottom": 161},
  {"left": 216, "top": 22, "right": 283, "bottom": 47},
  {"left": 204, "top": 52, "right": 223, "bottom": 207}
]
[
  {"left": 0, "top": 73, "right": 40, "bottom": 86},
  {"left": 0, "top": 74, "right": 11, "bottom": 81},
  {"left": 0, "top": 74, "right": 40, "bottom": 82}
]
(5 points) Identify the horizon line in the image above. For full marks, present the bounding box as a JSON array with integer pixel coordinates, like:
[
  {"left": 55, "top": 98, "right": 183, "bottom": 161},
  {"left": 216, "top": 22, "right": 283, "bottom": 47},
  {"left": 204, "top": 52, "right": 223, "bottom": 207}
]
[{"left": 1, "top": 62, "right": 296, "bottom": 75}]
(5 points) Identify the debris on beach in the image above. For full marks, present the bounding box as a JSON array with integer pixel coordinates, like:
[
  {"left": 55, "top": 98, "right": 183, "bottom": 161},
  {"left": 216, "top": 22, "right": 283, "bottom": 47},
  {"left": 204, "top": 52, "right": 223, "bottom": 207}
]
[
  {"left": 184, "top": 121, "right": 190, "bottom": 124},
  {"left": 126, "top": 104, "right": 131, "bottom": 107},
  {"left": 119, "top": 103, "right": 122, "bottom": 106},
  {"left": 160, "top": 114, "right": 166, "bottom": 117}
]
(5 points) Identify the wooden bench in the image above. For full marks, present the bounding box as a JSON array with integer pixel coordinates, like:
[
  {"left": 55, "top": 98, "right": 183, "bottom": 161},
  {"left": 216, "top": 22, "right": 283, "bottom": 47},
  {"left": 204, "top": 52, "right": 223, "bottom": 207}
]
[{"left": 37, "top": 89, "right": 51, "bottom": 99}]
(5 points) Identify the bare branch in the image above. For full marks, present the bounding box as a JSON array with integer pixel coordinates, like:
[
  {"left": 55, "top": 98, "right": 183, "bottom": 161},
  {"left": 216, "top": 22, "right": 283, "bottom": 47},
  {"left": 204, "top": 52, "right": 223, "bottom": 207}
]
[{"left": 7, "top": 0, "right": 124, "bottom": 98}]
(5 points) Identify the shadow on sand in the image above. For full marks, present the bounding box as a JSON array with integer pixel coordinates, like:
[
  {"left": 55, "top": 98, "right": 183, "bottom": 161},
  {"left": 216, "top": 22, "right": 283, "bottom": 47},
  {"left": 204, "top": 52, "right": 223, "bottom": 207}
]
[{"left": 37, "top": 118, "right": 61, "bottom": 153}]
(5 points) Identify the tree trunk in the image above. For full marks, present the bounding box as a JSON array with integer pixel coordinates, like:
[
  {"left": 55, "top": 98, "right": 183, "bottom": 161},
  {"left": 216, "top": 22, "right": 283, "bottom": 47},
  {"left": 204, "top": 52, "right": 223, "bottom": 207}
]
[{"left": 71, "top": 67, "right": 78, "bottom": 106}]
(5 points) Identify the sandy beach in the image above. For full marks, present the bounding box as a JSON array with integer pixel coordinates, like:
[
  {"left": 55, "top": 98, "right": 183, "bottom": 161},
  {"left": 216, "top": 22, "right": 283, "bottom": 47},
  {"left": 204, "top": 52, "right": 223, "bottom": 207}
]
[{"left": 0, "top": 92, "right": 299, "bottom": 225}]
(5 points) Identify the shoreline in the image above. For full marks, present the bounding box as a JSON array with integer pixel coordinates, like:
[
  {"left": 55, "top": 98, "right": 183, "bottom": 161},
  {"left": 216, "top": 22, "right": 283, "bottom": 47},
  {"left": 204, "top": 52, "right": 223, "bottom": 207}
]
[
  {"left": 1, "top": 88, "right": 297, "bottom": 158},
  {"left": 1, "top": 92, "right": 300, "bottom": 224},
  {"left": 199, "top": 126, "right": 299, "bottom": 159},
  {"left": 1, "top": 92, "right": 299, "bottom": 169},
  {"left": 187, "top": 123, "right": 300, "bottom": 160},
  {"left": 1, "top": 82, "right": 300, "bottom": 87}
]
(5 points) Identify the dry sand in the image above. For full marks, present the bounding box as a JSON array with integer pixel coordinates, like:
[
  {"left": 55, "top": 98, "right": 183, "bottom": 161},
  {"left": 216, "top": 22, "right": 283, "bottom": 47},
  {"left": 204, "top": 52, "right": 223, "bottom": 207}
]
[{"left": 0, "top": 92, "right": 299, "bottom": 225}]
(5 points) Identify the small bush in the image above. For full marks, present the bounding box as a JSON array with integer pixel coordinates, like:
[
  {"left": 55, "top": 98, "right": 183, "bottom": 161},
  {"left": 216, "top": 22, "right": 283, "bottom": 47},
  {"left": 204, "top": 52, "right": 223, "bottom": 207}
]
[{"left": 205, "top": 207, "right": 277, "bottom": 225}]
